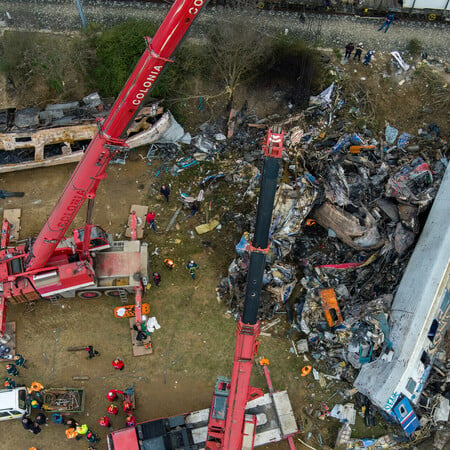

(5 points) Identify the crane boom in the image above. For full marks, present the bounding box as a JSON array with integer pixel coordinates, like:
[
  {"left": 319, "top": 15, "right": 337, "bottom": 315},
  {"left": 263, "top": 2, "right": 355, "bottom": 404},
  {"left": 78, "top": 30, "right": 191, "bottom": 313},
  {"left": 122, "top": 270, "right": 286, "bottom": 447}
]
[
  {"left": 205, "top": 130, "right": 284, "bottom": 449},
  {"left": 26, "top": 0, "right": 207, "bottom": 271}
]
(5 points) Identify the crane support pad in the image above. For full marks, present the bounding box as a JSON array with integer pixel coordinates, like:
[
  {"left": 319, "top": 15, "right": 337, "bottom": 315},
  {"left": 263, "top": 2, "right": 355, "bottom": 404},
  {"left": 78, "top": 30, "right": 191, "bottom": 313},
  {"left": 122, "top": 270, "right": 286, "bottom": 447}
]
[
  {"left": 125, "top": 205, "right": 148, "bottom": 239},
  {"left": 3, "top": 209, "right": 21, "bottom": 241},
  {"left": 129, "top": 317, "right": 153, "bottom": 356}
]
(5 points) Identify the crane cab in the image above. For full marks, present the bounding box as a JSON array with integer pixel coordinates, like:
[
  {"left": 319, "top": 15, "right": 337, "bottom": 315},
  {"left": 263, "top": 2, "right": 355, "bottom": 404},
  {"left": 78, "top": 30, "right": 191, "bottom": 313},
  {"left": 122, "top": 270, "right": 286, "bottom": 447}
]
[{"left": 73, "top": 226, "right": 112, "bottom": 252}]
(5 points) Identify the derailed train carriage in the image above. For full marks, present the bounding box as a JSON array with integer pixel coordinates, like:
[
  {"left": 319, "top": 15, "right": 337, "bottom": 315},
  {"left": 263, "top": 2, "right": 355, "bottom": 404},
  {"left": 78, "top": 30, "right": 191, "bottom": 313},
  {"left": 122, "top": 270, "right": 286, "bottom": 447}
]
[{"left": 243, "top": 0, "right": 450, "bottom": 21}]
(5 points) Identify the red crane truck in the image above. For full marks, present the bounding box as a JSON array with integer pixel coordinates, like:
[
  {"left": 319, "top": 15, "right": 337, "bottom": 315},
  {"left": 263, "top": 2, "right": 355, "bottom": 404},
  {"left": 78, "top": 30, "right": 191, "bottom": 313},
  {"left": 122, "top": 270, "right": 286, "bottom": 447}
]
[
  {"left": 107, "top": 130, "right": 298, "bottom": 450},
  {"left": 0, "top": 0, "right": 208, "bottom": 336}
]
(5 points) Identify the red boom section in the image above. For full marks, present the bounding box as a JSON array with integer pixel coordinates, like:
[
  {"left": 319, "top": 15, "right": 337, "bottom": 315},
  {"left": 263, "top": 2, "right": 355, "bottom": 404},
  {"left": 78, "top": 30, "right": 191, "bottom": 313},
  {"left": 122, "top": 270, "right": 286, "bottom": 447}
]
[{"left": 26, "top": 0, "right": 207, "bottom": 271}]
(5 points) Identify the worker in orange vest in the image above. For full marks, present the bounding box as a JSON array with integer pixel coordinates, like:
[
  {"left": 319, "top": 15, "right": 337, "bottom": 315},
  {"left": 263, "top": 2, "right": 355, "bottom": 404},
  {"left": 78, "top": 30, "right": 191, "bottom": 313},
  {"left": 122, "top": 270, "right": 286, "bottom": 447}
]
[
  {"left": 65, "top": 427, "right": 78, "bottom": 439},
  {"left": 164, "top": 258, "right": 175, "bottom": 270}
]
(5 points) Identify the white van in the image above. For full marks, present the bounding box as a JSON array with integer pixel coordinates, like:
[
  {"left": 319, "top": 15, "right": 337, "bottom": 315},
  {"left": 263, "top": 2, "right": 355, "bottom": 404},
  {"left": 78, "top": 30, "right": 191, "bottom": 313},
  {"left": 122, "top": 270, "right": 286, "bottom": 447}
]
[{"left": 0, "top": 387, "right": 29, "bottom": 421}]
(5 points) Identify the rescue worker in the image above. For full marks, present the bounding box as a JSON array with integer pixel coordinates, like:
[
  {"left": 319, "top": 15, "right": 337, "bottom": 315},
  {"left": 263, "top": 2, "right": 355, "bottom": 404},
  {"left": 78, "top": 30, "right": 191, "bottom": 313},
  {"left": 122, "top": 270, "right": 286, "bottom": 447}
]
[
  {"left": 146, "top": 211, "right": 157, "bottom": 231},
  {"left": 35, "top": 412, "right": 47, "bottom": 426},
  {"left": 126, "top": 415, "right": 136, "bottom": 427},
  {"left": 75, "top": 423, "right": 89, "bottom": 440},
  {"left": 344, "top": 42, "right": 354, "bottom": 59},
  {"left": 112, "top": 357, "right": 124, "bottom": 371},
  {"left": 22, "top": 415, "right": 34, "bottom": 432},
  {"left": 14, "top": 353, "right": 27, "bottom": 368},
  {"left": 65, "top": 427, "right": 78, "bottom": 439},
  {"left": 65, "top": 418, "right": 79, "bottom": 429},
  {"left": 123, "top": 400, "right": 133, "bottom": 414},
  {"left": 107, "top": 404, "right": 119, "bottom": 415},
  {"left": 86, "top": 430, "right": 100, "bottom": 443},
  {"left": 98, "top": 416, "right": 110, "bottom": 427},
  {"left": 378, "top": 12, "right": 394, "bottom": 33},
  {"left": 160, "top": 184, "right": 171, "bottom": 202},
  {"left": 354, "top": 43, "right": 363, "bottom": 62},
  {"left": 106, "top": 389, "right": 123, "bottom": 402},
  {"left": 164, "top": 258, "right": 174, "bottom": 270},
  {"left": 186, "top": 260, "right": 199, "bottom": 280},
  {"left": 5, "top": 363, "right": 18, "bottom": 376},
  {"left": 29, "top": 381, "right": 44, "bottom": 393},
  {"left": 153, "top": 272, "right": 161, "bottom": 286},
  {"left": 4, "top": 377, "right": 16, "bottom": 389},
  {"left": 51, "top": 413, "right": 65, "bottom": 424},
  {"left": 31, "top": 399, "right": 42, "bottom": 410},
  {"left": 31, "top": 421, "right": 42, "bottom": 435},
  {"left": 85, "top": 345, "right": 100, "bottom": 359}
]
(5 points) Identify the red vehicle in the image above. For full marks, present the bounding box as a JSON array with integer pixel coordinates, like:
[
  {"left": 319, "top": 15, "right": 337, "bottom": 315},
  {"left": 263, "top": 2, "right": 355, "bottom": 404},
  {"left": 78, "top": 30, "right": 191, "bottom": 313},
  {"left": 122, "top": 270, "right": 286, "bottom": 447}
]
[{"left": 0, "top": 0, "right": 208, "bottom": 336}]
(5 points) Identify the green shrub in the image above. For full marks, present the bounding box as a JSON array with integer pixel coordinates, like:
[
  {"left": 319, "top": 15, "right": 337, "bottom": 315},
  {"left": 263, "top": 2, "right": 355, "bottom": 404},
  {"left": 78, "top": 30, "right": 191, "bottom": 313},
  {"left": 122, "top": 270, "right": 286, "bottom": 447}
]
[{"left": 407, "top": 38, "right": 422, "bottom": 57}]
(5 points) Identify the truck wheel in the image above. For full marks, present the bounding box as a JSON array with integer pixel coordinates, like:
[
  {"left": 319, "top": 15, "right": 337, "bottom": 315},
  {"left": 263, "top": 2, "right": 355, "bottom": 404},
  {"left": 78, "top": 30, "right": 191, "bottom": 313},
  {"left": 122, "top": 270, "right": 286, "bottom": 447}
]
[
  {"left": 78, "top": 290, "right": 102, "bottom": 299},
  {"left": 105, "top": 289, "right": 122, "bottom": 298}
]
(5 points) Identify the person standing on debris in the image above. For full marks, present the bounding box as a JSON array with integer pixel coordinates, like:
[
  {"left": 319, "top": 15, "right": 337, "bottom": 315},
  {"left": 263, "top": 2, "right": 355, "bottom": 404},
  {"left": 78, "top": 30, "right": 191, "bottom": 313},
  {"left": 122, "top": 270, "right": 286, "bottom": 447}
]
[
  {"left": 190, "top": 201, "right": 200, "bottom": 217},
  {"left": 85, "top": 345, "right": 100, "bottom": 359},
  {"left": 164, "top": 258, "right": 175, "bottom": 270},
  {"left": 160, "top": 184, "right": 171, "bottom": 202},
  {"left": 378, "top": 12, "right": 394, "bottom": 33},
  {"left": 186, "top": 260, "right": 199, "bottom": 280},
  {"left": 363, "top": 50, "right": 375, "bottom": 65},
  {"left": 14, "top": 354, "right": 27, "bottom": 368},
  {"left": 112, "top": 357, "right": 125, "bottom": 371},
  {"left": 344, "top": 42, "right": 354, "bottom": 59},
  {"left": 5, "top": 363, "right": 18, "bottom": 376},
  {"left": 354, "top": 43, "right": 363, "bottom": 62},
  {"left": 146, "top": 211, "right": 157, "bottom": 232},
  {"left": 153, "top": 272, "right": 161, "bottom": 287}
]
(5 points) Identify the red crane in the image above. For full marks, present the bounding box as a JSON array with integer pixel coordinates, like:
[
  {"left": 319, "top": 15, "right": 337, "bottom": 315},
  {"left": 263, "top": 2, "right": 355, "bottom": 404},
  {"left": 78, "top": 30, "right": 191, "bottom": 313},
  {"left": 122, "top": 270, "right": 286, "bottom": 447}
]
[
  {"left": 0, "top": 0, "right": 207, "bottom": 337},
  {"left": 205, "top": 130, "right": 285, "bottom": 449}
]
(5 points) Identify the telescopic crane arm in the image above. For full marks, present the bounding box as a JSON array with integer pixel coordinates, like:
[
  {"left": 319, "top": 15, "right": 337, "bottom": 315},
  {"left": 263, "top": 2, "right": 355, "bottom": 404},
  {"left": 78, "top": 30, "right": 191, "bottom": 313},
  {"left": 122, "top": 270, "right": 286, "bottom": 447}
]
[
  {"left": 26, "top": 0, "right": 207, "bottom": 271},
  {"left": 205, "top": 129, "right": 284, "bottom": 449}
]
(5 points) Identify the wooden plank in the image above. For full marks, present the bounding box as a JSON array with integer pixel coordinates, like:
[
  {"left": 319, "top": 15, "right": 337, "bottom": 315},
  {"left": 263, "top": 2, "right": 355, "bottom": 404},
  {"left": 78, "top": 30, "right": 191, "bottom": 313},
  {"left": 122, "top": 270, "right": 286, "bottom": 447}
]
[
  {"left": 3, "top": 209, "right": 21, "bottom": 241},
  {"left": 129, "top": 317, "right": 153, "bottom": 356},
  {"left": 0, "top": 322, "right": 16, "bottom": 362},
  {"left": 125, "top": 205, "right": 148, "bottom": 239}
]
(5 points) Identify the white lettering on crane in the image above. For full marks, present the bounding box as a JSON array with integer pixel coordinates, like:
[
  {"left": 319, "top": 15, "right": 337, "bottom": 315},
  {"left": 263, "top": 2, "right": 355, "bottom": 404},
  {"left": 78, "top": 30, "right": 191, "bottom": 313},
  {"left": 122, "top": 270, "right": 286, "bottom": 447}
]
[{"left": 132, "top": 66, "right": 163, "bottom": 106}]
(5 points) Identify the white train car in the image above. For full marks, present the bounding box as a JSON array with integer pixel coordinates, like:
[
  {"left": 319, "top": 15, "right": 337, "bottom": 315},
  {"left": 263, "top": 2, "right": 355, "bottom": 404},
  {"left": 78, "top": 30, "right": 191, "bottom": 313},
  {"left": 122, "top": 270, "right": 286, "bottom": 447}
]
[{"left": 354, "top": 164, "right": 450, "bottom": 423}]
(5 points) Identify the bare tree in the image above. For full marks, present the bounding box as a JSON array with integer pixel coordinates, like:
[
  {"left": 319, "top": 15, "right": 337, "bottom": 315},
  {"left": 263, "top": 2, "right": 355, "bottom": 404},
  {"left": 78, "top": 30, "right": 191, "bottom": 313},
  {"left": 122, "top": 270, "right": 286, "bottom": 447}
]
[{"left": 206, "top": 20, "right": 270, "bottom": 106}]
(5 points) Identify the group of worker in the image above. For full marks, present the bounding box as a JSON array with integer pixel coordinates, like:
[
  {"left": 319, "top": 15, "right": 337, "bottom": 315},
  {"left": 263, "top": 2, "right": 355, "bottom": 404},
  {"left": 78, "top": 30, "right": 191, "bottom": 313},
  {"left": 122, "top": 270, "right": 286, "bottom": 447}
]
[
  {"left": 163, "top": 258, "right": 199, "bottom": 280},
  {"left": 4, "top": 353, "right": 27, "bottom": 389},
  {"left": 99, "top": 388, "right": 136, "bottom": 429}
]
